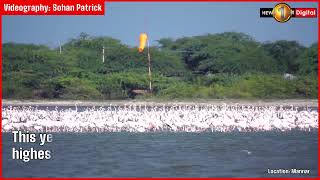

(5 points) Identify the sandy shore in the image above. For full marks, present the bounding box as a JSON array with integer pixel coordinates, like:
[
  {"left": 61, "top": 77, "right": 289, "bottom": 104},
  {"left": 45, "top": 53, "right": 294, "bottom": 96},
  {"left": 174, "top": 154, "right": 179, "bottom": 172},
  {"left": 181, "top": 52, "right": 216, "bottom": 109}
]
[{"left": 2, "top": 99, "right": 318, "bottom": 107}]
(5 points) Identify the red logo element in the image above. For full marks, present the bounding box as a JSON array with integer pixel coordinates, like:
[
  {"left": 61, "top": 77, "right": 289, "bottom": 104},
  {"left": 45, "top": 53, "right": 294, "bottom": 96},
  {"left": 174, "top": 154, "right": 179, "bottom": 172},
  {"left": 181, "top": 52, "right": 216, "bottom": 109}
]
[
  {"left": 294, "top": 8, "right": 317, "bottom": 18},
  {"left": 0, "top": 0, "right": 105, "bottom": 15}
]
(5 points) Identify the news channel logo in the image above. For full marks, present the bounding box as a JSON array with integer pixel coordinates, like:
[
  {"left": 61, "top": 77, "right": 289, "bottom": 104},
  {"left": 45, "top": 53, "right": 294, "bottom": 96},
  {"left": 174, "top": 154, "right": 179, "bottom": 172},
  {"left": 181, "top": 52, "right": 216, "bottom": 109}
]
[{"left": 260, "top": 3, "right": 317, "bottom": 23}]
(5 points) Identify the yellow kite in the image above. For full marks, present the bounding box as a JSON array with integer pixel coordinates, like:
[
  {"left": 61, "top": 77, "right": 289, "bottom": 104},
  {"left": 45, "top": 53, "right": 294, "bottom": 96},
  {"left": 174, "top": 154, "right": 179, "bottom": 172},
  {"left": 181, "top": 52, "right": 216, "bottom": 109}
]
[{"left": 138, "top": 33, "right": 148, "bottom": 53}]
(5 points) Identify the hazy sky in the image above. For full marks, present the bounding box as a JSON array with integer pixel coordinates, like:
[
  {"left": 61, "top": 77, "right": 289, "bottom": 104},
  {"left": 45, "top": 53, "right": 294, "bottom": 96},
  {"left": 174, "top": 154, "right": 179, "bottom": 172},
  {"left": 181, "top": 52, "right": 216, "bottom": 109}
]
[{"left": 2, "top": 2, "right": 318, "bottom": 47}]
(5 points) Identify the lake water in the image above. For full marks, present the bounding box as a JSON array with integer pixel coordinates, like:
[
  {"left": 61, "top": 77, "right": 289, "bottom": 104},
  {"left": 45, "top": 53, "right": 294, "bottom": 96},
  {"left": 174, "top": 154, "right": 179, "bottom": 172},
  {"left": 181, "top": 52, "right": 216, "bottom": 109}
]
[{"left": 3, "top": 131, "right": 318, "bottom": 177}]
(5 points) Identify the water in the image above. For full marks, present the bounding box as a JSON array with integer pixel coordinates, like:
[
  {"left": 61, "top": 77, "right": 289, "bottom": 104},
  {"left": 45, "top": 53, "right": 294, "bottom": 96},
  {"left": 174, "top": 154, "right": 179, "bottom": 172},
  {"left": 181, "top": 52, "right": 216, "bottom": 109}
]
[{"left": 3, "top": 131, "right": 318, "bottom": 177}]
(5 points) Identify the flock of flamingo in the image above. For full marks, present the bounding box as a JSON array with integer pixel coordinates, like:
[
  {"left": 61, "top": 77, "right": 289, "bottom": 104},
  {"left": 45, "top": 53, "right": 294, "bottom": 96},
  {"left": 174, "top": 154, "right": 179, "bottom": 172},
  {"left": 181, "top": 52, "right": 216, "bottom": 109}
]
[{"left": 2, "top": 104, "right": 318, "bottom": 133}]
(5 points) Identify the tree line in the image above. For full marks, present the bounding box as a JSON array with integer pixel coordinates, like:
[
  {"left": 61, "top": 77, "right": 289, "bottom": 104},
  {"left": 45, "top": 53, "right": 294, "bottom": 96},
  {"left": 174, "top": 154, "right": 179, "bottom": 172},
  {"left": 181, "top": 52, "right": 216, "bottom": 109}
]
[{"left": 2, "top": 32, "right": 318, "bottom": 100}]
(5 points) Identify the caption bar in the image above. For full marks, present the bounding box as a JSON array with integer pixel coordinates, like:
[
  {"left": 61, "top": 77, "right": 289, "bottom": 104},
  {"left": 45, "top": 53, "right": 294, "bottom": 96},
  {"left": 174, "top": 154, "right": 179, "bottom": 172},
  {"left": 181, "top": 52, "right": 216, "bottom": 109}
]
[{"left": 0, "top": 0, "right": 105, "bottom": 15}]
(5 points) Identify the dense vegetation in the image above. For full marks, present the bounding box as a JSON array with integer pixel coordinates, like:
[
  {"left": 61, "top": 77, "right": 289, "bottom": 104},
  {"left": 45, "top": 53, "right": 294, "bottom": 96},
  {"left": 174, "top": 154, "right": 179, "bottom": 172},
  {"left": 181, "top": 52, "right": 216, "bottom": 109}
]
[{"left": 2, "top": 32, "right": 318, "bottom": 100}]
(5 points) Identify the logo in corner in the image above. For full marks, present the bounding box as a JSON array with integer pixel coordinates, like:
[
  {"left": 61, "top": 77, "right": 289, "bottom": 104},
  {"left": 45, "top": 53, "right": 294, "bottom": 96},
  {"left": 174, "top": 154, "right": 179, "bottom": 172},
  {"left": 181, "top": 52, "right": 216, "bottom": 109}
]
[
  {"left": 260, "top": 3, "right": 317, "bottom": 23},
  {"left": 272, "top": 3, "right": 293, "bottom": 23}
]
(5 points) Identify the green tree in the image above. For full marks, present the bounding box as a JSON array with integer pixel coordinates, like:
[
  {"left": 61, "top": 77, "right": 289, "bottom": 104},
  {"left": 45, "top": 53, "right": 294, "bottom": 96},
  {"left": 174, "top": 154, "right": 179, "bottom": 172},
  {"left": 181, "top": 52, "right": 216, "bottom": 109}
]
[{"left": 262, "top": 40, "right": 305, "bottom": 74}]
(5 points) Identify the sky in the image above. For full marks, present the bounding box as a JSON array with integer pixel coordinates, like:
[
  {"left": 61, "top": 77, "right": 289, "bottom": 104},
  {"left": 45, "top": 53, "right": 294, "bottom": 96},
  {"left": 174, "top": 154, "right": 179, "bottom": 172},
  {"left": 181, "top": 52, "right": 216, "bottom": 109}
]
[{"left": 2, "top": 2, "right": 318, "bottom": 47}]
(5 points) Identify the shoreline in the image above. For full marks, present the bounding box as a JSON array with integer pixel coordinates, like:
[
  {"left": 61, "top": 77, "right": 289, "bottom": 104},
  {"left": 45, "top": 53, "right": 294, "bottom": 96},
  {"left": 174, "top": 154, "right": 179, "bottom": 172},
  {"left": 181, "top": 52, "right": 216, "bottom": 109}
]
[{"left": 2, "top": 99, "right": 318, "bottom": 107}]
